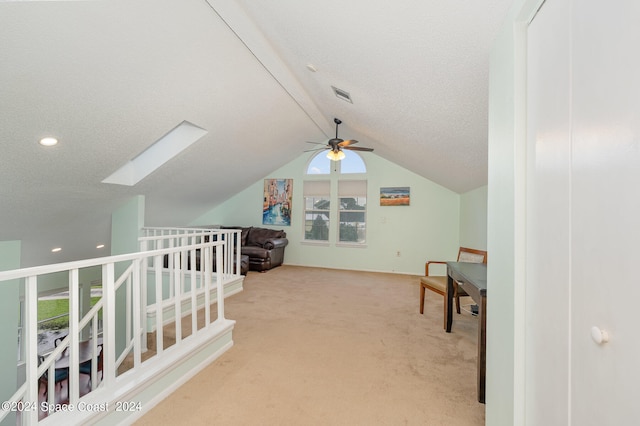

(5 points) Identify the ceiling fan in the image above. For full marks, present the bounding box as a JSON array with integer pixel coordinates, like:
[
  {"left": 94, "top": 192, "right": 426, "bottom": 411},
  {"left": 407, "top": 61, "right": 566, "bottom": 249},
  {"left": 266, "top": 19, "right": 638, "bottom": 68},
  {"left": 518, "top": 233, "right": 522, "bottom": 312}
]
[{"left": 306, "top": 118, "right": 374, "bottom": 161}]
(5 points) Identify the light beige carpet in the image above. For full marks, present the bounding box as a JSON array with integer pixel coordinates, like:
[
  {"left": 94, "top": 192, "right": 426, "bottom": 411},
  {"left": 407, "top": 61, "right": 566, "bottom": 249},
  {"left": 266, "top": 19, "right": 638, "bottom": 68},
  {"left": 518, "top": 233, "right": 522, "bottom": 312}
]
[{"left": 136, "top": 265, "right": 484, "bottom": 425}]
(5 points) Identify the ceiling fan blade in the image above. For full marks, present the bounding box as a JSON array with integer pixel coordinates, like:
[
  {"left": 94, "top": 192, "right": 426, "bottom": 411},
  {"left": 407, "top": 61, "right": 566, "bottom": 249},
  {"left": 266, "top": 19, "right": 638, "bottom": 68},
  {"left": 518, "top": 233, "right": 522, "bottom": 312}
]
[
  {"left": 303, "top": 119, "right": 365, "bottom": 155},
  {"left": 344, "top": 146, "right": 374, "bottom": 152}
]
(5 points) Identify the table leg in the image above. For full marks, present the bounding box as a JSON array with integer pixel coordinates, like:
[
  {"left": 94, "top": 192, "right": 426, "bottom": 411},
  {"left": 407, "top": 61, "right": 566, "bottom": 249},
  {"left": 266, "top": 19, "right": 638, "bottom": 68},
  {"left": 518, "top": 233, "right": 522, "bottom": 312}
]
[
  {"left": 445, "top": 270, "right": 454, "bottom": 332},
  {"left": 477, "top": 295, "right": 487, "bottom": 403}
]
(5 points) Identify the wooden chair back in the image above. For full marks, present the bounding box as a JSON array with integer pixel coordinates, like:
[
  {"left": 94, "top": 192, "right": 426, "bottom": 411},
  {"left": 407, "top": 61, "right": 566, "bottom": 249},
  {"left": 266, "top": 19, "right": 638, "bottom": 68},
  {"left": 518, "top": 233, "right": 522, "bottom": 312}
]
[{"left": 457, "top": 247, "right": 487, "bottom": 264}]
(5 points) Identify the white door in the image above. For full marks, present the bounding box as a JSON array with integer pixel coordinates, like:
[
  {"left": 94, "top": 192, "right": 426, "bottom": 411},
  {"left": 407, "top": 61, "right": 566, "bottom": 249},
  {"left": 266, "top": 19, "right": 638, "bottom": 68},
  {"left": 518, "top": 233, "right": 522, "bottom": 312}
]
[{"left": 526, "top": 0, "right": 640, "bottom": 424}]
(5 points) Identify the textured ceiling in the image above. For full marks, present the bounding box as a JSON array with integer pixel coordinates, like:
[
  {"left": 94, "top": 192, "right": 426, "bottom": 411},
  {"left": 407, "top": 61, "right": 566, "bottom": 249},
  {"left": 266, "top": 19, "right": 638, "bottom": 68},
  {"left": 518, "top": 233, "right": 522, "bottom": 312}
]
[
  {"left": 232, "top": 0, "right": 512, "bottom": 191},
  {"left": 0, "top": 0, "right": 511, "bottom": 267}
]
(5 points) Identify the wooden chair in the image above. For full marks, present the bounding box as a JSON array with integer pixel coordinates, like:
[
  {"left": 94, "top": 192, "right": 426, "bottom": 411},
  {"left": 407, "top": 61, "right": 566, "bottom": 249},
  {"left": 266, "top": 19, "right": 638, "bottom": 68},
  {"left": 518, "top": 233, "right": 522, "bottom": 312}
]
[{"left": 419, "top": 247, "right": 487, "bottom": 324}]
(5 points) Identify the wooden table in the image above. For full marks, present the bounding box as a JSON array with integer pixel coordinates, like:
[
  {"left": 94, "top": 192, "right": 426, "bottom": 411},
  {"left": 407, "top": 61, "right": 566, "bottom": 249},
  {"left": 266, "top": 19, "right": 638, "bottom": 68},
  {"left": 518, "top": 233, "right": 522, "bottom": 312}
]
[
  {"left": 52, "top": 338, "right": 103, "bottom": 369},
  {"left": 445, "top": 262, "right": 487, "bottom": 403}
]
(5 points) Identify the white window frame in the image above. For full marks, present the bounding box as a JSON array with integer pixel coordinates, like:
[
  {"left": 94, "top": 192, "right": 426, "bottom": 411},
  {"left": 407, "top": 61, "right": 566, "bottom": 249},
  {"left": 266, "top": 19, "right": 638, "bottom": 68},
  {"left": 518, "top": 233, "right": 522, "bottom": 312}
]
[
  {"left": 304, "top": 151, "right": 368, "bottom": 247},
  {"left": 337, "top": 180, "right": 367, "bottom": 246},
  {"left": 303, "top": 180, "right": 331, "bottom": 244}
]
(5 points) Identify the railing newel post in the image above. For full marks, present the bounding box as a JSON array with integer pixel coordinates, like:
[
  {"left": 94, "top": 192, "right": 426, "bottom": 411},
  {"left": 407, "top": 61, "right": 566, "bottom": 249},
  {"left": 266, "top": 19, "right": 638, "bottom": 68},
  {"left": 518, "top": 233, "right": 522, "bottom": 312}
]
[
  {"left": 154, "top": 254, "right": 164, "bottom": 354},
  {"left": 102, "top": 262, "right": 116, "bottom": 388},
  {"left": 133, "top": 258, "right": 142, "bottom": 367},
  {"left": 69, "top": 268, "right": 80, "bottom": 403},
  {"left": 140, "top": 239, "right": 148, "bottom": 352},
  {"left": 91, "top": 317, "right": 98, "bottom": 391},
  {"left": 173, "top": 251, "right": 182, "bottom": 343},
  {"left": 190, "top": 248, "right": 197, "bottom": 334},
  {"left": 24, "top": 276, "right": 39, "bottom": 424},
  {"left": 126, "top": 274, "right": 132, "bottom": 346},
  {"left": 216, "top": 243, "right": 225, "bottom": 322},
  {"left": 237, "top": 230, "right": 242, "bottom": 277},
  {"left": 204, "top": 246, "right": 211, "bottom": 327}
]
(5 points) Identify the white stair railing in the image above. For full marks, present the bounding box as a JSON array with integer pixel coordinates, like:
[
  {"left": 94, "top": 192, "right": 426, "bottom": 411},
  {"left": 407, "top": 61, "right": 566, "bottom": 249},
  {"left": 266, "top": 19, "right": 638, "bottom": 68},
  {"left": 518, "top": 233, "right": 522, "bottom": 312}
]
[
  {"left": 139, "top": 228, "right": 242, "bottom": 341},
  {"left": 140, "top": 227, "right": 242, "bottom": 281},
  {"left": 0, "top": 235, "right": 236, "bottom": 425}
]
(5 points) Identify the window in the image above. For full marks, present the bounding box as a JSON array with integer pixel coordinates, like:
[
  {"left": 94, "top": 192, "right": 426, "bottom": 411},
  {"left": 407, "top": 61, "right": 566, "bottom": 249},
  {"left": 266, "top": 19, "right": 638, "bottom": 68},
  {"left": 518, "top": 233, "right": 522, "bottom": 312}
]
[
  {"left": 303, "top": 181, "right": 330, "bottom": 242},
  {"left": 306, "top": 152, "right": 331, "bottom": 175},
  {"left": 304, "top": 151, "right": 368, "bottom": 246},
  {"left": 339, "top": 180, "right": 367, "bottom": 243},
  {"left": 339, "top": 150, "right": 367, "bottom": 174},
  {"left": 305, "top": 148, "right": 366, "bottom": 175}
]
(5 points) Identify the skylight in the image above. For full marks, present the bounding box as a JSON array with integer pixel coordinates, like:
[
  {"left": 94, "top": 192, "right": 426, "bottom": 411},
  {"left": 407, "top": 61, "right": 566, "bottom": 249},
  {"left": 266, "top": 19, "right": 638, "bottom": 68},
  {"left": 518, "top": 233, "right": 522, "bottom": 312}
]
[{"left": 102, "top": 121, "right": 208, "bottom": 186}]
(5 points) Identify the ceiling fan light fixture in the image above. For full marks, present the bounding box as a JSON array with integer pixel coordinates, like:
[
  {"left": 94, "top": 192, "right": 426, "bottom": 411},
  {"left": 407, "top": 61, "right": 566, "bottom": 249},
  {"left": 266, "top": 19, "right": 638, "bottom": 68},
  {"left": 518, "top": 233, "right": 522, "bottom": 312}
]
[{"left": 326, "top": 149, "right": 345, "bottom": 161}]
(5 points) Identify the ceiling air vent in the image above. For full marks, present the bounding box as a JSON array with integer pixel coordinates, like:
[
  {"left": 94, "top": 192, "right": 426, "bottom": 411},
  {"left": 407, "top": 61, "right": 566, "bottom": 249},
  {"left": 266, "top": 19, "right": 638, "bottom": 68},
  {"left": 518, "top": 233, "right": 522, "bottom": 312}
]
[{"left": 331, "top": 86, "right": 353, "bottom": 103}]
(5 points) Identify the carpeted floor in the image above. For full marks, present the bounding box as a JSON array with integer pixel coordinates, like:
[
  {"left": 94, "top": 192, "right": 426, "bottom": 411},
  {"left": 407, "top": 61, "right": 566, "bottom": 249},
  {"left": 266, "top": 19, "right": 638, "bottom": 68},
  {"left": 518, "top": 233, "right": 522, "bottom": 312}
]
[{"left": 136, "top": 265, "right": 484, "bottom": 425}]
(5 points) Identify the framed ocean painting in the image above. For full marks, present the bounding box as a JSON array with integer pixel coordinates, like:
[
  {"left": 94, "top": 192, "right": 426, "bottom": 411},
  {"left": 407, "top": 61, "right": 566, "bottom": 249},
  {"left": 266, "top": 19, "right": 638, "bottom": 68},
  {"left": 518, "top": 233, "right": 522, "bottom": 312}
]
[{"left": 380, "top": 186, "right": 410, "bottom": 206}]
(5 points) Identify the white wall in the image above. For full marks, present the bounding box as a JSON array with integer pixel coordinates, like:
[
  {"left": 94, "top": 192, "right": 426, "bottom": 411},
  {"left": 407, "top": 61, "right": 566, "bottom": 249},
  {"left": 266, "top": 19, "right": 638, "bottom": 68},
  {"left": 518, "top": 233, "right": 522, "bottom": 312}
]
[{"left": 193, "top": 152, "right": 462, "bottom": 275}]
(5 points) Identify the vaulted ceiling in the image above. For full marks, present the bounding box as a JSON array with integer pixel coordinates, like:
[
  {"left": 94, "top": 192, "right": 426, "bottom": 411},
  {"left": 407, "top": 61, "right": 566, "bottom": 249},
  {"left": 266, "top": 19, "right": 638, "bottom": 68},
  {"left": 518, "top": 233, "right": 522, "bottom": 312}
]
[{"left": 0, "top": 0, "right": 512, "bottom": 267}]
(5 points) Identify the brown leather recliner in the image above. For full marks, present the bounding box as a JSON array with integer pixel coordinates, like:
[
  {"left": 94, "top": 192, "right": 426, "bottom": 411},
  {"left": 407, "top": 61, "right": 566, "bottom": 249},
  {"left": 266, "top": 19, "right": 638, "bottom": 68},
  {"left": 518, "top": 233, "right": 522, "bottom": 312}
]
[{"left": 223, "top": 226, "right": 288, "bottom": 272}]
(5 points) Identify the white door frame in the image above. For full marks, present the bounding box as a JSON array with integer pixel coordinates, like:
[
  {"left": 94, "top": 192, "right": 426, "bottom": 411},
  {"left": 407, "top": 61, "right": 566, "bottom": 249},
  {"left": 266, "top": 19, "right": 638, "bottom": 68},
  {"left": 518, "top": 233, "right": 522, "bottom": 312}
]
[{"left": 512, "top": 1, "right": 549, "bottom": 424}]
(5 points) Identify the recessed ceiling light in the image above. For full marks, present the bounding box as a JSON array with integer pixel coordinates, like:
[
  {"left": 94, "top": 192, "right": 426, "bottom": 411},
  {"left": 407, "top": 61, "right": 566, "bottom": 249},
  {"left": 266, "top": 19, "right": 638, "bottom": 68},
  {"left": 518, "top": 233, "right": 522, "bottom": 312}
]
[
  {"left": 96, "top": 244, "right": 105, "bottom": 249},
  {"left": 51, "top": 247, "right": 62, "bottom": 253},
  {"left": 306, "top": 63, "right": 318, "bottom": 72},
  {"left": 39, "top": 137, "right": 58, "bottom": 147}
]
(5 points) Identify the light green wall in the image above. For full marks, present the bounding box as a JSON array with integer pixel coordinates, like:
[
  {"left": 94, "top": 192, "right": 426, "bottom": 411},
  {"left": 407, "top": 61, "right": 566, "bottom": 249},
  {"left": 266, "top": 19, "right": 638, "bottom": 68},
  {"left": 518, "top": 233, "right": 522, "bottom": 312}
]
[
  {"left": 111, "top": 195, "right": 145, "bottom": 354},
  {"left": 111, "top": 195, "right": 145, "bottom": 257},
  {"left": 460, "top": 185, "right": 488, "bottom": 251},
  {"left": 0, "top": 241, "right": 20, "bottom": 426},
  {"left": 193, "top": 152, "right": 462, "bottom": 275}
]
